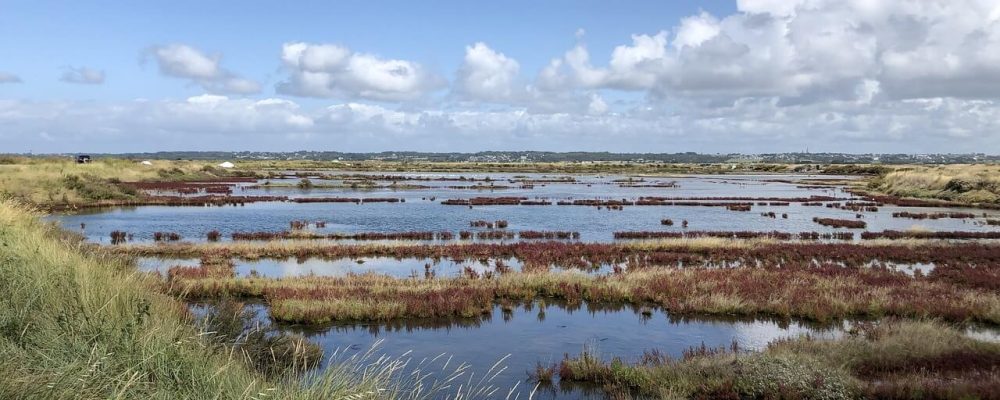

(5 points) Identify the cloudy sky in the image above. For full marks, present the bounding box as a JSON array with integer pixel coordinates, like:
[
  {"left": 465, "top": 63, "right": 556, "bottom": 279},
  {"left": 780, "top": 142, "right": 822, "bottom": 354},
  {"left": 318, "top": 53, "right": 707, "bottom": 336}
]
[{"left": 2, "top": 0, "right": 1000, "bottom": 154}]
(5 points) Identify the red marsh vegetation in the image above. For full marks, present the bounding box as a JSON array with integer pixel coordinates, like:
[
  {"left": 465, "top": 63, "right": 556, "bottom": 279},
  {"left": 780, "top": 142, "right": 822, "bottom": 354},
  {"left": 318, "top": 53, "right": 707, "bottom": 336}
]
[{"left": 813, "top": 217, "right": 867, "bottom": 229}]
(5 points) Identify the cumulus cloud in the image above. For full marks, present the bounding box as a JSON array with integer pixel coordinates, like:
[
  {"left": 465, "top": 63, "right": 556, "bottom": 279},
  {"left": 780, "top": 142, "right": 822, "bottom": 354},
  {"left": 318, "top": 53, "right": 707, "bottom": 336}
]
[
  {"left": 455, "top": 42, "right": 521, "bottom": 102},
  {"left": 0, "top": 72, "right": 22, "bottom": 83},
  {"left": 7, "top": 0, "right": 1000, "bottom": 153},
  {"left": 536, "top": 0, "right": 1000, "bottom": 103},
  {"left": 453, "top": 42, "right": 611, "bottom": 115},
  {"left": 277, "top": 42, "right": 444, "bottom": 101},
  {"left": 145, "top": 44, "right": 261, "bottom": 94},
  {"left": 60, "top": 67, "right": 106, "bottom": 84},
  {"left": 2, "top": 93, "right": 999, "bottom": 153}
]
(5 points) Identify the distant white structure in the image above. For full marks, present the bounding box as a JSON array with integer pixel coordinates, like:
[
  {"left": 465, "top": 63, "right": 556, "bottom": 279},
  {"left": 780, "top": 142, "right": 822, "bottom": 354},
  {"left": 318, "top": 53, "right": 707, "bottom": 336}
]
[
  {"left": 218, "top": 161, "right": 235, "bottom": 168},
  {"left": 140, "top": 160, "right": 153, "bottom": 166}
]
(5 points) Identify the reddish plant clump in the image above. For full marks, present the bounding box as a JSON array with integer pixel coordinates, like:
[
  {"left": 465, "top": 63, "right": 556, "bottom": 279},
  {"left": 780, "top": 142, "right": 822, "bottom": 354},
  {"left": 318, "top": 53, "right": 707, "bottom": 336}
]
[
  {"left": 110, "top": 230, "right": 128, "bottom": 245},
  {"left": 861, "top": 231, "right": 1000, "bottom": 240},
  {"left": 892, "top": 211, "right": 977, "bottom": 220},
  {"left": 519, "top": 231, "right": 580, "bottom": 240},
  {"left": 153, "top": 231, "right": 181, "bottom": 242},
  {"left": 813, "top": 217, "right": 867, "bottom": 229}
]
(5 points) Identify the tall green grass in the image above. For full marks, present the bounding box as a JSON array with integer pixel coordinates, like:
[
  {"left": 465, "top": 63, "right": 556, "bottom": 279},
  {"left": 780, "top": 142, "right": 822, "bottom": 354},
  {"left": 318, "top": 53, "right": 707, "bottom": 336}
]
[
  {"left": 0, "top": 199, "right": 274, "bottom": 399},
  {"left": 0, "top": 199, "right": 508, "bottom": 399}
]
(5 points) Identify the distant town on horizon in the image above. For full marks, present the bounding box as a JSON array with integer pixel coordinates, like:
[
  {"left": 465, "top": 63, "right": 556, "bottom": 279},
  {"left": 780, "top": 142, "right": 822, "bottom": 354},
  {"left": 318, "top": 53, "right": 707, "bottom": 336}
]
[{"left": 12, "top": 151, "right": 1000, "bottom": 165}]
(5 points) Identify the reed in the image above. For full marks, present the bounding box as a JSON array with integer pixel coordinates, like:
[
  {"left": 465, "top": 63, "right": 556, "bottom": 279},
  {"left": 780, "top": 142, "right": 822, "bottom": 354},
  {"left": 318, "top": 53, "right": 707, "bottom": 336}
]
[{"left": 528, "top": 362, "right": 556, "bottom": 384}]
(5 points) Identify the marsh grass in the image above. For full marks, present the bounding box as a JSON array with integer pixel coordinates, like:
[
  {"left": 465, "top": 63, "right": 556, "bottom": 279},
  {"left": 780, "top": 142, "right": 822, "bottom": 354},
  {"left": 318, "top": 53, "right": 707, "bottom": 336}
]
[
  {"left": 165, "top": 260, "right": 1000, "bottom": 324},
  {"left": 0, "top": 198, "right": 515, "bottom": 399},
  {"left": 555, "top": 320, "right": 999, "bottom": 399}
]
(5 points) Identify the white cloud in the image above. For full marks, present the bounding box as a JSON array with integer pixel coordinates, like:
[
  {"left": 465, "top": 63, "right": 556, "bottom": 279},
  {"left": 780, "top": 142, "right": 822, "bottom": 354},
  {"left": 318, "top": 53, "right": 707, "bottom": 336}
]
[
  {"left": 0, "top": 72, "right": 22, "bottom": 83},
  {"left": 7, "top": 0, "right": 1000, "bottom": 153},
  {"left": 2, "top": 94, "right": 999, "bottom": 153},
  {"left": 277, "top": 42, "right": 444, "bottom": 101},
  {"left": 672, "top": 12, "right": 721, "bottom": 49},
  {"left": 151, "top": 44, "right": 219, "bottom": 79},
  {"left": 60, "top": 67, "right": 106, "bottom": 84},
  {"left": 736, "top": 0, "right": 802, "bottom": 17},
  {"left": 535, "top": 0, "right": 1000, "bottom": 103},
  {"left": 146, "top": 44, "right": 260, "bottom": 94},
  {"left": 538, "top": 32, "right": 670, "bottom": 91},
  {"left": 587, "top": 93, "right": 608, "bottom": 115},
  {"left": 455, "top": 42, "right": 521, "bottom": 102}
]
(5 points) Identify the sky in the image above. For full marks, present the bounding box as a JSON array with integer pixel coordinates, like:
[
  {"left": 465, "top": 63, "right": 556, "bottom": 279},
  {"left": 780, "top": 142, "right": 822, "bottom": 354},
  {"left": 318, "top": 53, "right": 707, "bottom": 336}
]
[{"left": 2, "top": 0, "right": 1000, "bottom": 154}]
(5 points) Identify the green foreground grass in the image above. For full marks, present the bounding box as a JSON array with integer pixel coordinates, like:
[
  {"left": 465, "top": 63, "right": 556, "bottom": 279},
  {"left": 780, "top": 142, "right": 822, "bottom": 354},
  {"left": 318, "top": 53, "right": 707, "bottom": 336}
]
[
  {"left": 0, "top": 199, "right": 272, "bottom": 398},
  {"left": 0, "top": 199, "right": 481, "bottom": 399}
]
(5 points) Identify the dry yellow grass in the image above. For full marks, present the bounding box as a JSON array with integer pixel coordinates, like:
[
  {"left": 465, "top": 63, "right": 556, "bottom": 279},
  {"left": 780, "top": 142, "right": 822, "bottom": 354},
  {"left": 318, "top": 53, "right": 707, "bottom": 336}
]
[
  {"left": 874, "top": 164, "right": 1000, "bottom": 203},
  {"left": 0, "top": 156, "right": 238, "bottom": 205}
]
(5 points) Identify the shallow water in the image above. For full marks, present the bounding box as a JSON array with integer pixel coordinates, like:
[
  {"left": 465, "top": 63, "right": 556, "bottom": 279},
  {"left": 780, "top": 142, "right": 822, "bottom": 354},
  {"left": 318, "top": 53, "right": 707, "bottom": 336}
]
[
  {"left": 141, "top": 255, "right": 939, "bottom": 279},
  {"left": 51, "top": 173, "right": 1000, "bottom": 244},
  {"left": 88, "top": 171, "right": 1000, "bottom": 399},
  {"left": 225, "top": 301, "right": 844, "bottom": 399},
  {"left": 235, "top": 256, "right": 528, "bottom": 278}
]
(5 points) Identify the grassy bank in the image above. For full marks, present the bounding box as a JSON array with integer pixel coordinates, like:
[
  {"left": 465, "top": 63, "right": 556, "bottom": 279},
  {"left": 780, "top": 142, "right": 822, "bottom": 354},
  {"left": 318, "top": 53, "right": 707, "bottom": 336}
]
[
  {"left": 0, "top": 199, "right": 276, "bottom": 398},
  {"left": 870, "top": 164, "right": 1000, "bottom": 204},
  {"left": 552, "top": 320, "right": 999, "bottom": 399},
  {"left": 0, "top": 157, "right": 244, "bottom": 207},
  {"left": 0, "top": 199, "right": 471, "bottom": 399}
]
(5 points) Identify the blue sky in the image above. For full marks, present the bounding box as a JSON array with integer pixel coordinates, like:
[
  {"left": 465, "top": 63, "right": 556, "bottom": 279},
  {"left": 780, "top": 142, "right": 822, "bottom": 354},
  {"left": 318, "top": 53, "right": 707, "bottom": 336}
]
[
  {"left": 2, "top": 0, "right": 1000, "bottom": 153},
  {"left": 0, "top": 1, "right": 732, "bottom": 101}
]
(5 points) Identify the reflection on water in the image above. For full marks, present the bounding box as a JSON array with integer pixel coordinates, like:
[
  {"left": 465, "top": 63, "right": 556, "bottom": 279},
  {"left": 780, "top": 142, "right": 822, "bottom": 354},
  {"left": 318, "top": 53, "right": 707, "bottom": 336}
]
[
  {"left": 231, "top": 300, "right": 845, "bottom": 399},
  {"left": 137, "top": 257, "right": 199, "bottom": 274},
  {"left": 139, "top": 255, "right": 940, "bottom": 279},
  {"left": 50, "top": 173, "right": 1000, "bottom": 245},
  {"left": 234, "top": 256, "right": 526, "bottom": 278},
  {"left": 966, "top": 326, "right": 1000, "bottom": 343}
]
